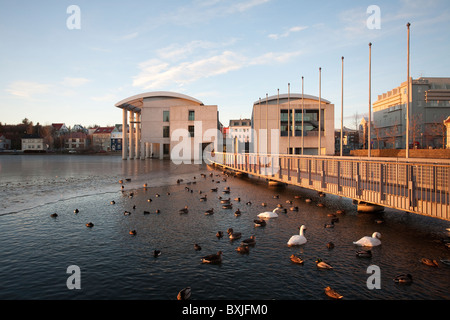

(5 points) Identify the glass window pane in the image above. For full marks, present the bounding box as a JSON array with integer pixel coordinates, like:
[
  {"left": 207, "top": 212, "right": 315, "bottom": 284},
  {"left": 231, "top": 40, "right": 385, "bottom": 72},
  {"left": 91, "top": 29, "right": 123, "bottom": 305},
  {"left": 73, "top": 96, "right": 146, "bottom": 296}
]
[{"left": 163, "top": 111, "right": 170, "bottom": 122}]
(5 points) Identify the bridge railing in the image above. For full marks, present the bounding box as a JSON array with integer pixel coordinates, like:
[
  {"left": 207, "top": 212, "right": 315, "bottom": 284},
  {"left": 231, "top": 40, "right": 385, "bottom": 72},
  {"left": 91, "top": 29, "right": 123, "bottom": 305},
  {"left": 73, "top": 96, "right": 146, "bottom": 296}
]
[{"left": 206, "top": 152, "right": 450, "bottom": 220}]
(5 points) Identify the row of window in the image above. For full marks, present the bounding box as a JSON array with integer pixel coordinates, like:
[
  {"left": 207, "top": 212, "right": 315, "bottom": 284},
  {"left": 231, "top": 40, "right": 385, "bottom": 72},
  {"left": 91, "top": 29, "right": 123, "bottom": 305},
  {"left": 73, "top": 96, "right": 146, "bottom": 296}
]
[
  {"left": 163, "top": 125, "right": 195, "bottom": 138},
  {"left": 24, "top": 144, "right": 43, "bottom": 149},
  {"left": 163, "top": 110, "right": 196, "bottom": 122},
  {"left": 280, "top": 109, "right": 323, "bottom": 136}
]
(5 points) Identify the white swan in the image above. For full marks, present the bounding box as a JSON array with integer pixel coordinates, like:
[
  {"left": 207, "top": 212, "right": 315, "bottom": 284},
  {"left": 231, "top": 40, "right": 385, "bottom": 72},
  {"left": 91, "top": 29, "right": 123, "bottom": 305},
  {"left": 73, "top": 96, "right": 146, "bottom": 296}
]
[
  {"left": 287, "top": 225, "right": 307, "bottom": 246},
  {"left": 353, "top": 232, "right": 381, "bottom": 247},
  {"left": 257, "top": 208, "right": 279, "bottom": 219}
]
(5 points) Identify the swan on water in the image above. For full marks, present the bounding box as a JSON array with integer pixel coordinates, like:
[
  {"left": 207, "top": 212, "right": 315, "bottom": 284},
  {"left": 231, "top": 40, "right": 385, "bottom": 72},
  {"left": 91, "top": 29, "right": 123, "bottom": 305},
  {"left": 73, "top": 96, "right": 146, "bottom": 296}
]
[
  {"left": 287, "top": 225, "right": 307, "bottom": 246},
  {"left": 353, "top": 232, "right": 381, "bottom": 247},
  {"left": 257, "top": 208, "right": 279, "bottom": 219}
]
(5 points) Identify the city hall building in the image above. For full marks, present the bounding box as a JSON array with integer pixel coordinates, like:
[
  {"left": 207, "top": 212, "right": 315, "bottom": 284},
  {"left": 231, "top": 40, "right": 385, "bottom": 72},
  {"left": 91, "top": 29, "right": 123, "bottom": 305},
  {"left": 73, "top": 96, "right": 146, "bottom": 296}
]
[
  {"left": 115, "top": 92, "right": 218, "bottom": 161},
  {"left": 252, "top": 93, "right": 335, "bottom": 155}
]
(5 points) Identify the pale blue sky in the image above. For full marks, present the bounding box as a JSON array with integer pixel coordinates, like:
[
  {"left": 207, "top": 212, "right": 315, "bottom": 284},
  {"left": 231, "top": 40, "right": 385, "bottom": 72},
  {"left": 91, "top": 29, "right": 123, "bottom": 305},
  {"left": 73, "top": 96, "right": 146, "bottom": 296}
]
[{"left": 1, "top": 0, "right": 449, "bottom": 128}]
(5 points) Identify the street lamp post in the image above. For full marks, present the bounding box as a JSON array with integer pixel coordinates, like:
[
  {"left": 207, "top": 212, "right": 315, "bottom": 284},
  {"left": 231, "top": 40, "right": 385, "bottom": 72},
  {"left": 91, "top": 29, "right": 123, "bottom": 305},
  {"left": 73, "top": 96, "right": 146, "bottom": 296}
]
[
  {"left": 406, "top": 22, "right": 411, "bottom": 159},
  {"left": 340, "top": 56, "right": 344, "bottom": 157},
  {"left": 318, "top": 67, "right": 321, "bottom": 156},
  {"left": 368, "top": 43, "right": 372, "bottom": 158}
]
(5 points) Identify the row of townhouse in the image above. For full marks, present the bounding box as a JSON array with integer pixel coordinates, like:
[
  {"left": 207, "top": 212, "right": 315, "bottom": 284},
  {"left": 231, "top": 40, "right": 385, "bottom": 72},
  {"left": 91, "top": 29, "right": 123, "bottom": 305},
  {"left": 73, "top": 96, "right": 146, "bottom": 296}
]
[{"left": 20, "top": 124, "right": 124, "bottom": 152}]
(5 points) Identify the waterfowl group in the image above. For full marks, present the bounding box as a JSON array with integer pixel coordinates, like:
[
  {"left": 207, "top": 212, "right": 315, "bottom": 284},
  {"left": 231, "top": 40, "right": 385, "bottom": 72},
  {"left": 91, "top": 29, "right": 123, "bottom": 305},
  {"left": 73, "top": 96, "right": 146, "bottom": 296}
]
[{"left": 421, "top": 258, "right": 439, "bottom": 267}]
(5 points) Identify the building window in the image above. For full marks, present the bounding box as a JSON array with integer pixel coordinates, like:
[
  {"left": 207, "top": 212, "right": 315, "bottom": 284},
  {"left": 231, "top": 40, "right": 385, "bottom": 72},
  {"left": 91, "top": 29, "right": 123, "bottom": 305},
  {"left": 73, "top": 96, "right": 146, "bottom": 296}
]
[
  {"left": 188, "top": 110, "right": 195, "bottom": 121},
  {"left": 163, "top": 144, "right": 170, "bottom": 155},
  {"left": 163, "top": 126, "right": 170, "bottom": 138},
  {"left": 280, "top": 109, "right": 292, "bottom": 136},
  {"left": 188, "top": 125, "right": 195, "bottom": 137},
  {"left": 163, "top": 111, "right": 170, "bottom": 122}
]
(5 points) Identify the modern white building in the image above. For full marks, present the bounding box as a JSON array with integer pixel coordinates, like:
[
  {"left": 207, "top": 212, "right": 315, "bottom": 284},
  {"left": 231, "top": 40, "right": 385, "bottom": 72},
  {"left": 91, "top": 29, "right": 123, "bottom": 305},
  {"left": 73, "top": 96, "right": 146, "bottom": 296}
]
[
  {"left": 252, "top": 93, "right": 335, "bottom": 155},
  {"left": 21, "top": 134, "right": 45, "bottom": 151},
  {"left": 228, "top": 119, "right": 251, "bottom": 143},
  {"left": 115, "top": 91, "right": 218, "bottom": 161}
]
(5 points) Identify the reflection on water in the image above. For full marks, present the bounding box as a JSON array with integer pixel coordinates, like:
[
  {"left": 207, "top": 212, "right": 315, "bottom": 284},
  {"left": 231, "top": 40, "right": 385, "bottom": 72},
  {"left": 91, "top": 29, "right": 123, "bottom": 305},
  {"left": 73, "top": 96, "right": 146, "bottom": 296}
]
[{"left": 0, "top": 155, "right": 449, "bottom": 300}]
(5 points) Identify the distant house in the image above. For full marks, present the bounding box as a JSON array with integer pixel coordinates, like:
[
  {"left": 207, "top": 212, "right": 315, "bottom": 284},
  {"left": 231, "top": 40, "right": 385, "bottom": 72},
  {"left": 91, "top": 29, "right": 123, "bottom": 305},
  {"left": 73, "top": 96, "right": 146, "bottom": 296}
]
[
  {"left": 111, "top": 124, "right": 122, "bottom": 152},
  {"left": 65, "top": 132, "right": 88, "bottom": 150},
  {"left": 0, "top": 135, "right": 11, "bottom": 150},
  {"left": 52, "top": 123, "right": 69, "bottom": 136},
  {"left": 92, "top": 127, "right": 114, "bottom": 151},
  {"left": 21, "top": 134, "right": 45, "bottom": 152},
  {"left": 229, "top": 119, "right": 252, "bottom": 143},
  {"left": 72, "top": 124, "right": 88, "bottom": 133}
]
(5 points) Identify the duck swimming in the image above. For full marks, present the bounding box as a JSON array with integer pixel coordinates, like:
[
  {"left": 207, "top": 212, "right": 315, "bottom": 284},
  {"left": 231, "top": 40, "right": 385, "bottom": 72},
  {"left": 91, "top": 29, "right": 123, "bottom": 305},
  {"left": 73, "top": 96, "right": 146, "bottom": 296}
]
[
  {"left": 324, "top": 286, "right": 342, "bottom": 299},
  {"left": 290, "top": 254, "right": 304, "bottom": 264},
  {"left": 254, "top": 219, "right": 266, "bottom": 227},
  {"left": 86, "top": 222, "right": 94, "bottom": 228},
  {"left": 227, "top": 228, "right": 241, "bottom": 240},
  {"left": 153, "top": 250, "right": 161, "bottom": 257},
  {"left": 204, "top": 208, "right": 214, "bottom": 215},
  {"left": 216, "top": 231, "right": 223, "bottom": 238},
  {"left": 353, "top": 232, "right": 381, "bottom": 247},
  {"left": 241, "top": 235, "right": 256, "bottom": 246},
  {"left": 316, "top": 258, "right": 333, "bottom": 269},
  {"left": 287, "top": 225, "right": 307, "bottom": 246},
  {"left": 179, "top": 206, "right": 189, "bottom": 214},
  {"left": 129, "top": 230, "right": 137, "bottom": 235},
  {"left": 234, "top": 209, "right": 241, "bottom": 216},
  {"left": 421, "top": 258, "right": 439, "bottom": 267},
  {"left": 201, "top": 251, "right": 223, "bottom": 264},
  {"left": 356, "top": 250, "right": 372, "bottom": 258},
  {"left": 194, "top": 244, "right": 202, "bottom": 251},
  {"left": 50, "top": 213, "right": 58, "bottom": 218},
  {"left": 236, "top": 245, "right": 249, "bottom": 254},
  {"left": 177, "top": 287, "right": 191, "bottom": 300},
  {"left": 324, "top": 221, "right": 335, "bottom": 228},
  {"left": 393, "top": 274, "right": 413, "bottom": 284}
]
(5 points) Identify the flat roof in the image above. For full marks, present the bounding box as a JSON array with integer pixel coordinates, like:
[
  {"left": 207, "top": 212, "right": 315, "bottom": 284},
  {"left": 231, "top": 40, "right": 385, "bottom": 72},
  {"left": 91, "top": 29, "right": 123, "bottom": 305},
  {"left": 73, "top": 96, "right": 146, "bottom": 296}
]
[{"left": 115, "top": 91, "right": 204, "bottom": 112}]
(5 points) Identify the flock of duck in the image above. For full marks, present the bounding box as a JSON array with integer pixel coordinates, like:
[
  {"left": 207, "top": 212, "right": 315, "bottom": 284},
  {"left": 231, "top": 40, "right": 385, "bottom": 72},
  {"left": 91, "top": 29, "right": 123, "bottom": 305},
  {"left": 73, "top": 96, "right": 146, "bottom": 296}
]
[{"left": 49, "top": 169, "right": 449, "bottom": 300}]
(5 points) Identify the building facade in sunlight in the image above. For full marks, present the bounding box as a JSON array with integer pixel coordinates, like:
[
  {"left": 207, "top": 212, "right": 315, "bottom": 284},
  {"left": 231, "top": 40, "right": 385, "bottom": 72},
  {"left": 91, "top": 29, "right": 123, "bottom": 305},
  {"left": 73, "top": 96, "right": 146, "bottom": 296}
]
[
  {"left": 373, "top": 77, "right": 450, "bottom": 149},
  {"left": 251, "top": 93, "right": 335, "bottom": 155},
  {"left": 115, "top": 92, "right": 218, "bottom": 161}
]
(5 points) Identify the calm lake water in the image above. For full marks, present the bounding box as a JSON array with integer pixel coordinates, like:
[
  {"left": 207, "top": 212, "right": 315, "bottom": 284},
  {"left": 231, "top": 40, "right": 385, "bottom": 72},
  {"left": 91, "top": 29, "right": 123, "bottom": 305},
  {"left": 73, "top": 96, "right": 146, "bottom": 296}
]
[{"left": 0, "top": 155, "right": 449, "bottom": 300}]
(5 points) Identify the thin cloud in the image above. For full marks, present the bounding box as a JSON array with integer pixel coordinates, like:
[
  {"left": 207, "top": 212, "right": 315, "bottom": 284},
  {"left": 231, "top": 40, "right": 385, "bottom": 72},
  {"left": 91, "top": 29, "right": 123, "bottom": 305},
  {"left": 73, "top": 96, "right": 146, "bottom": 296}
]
[
  {"left": 268, "top": 25, "right": 308, "bottom": 40},
  {"left": 133, "top": 49, "right": 303, "bottom": 90},
  {"left": 6, "top": 81, "right": 52, "bottom": 98}
]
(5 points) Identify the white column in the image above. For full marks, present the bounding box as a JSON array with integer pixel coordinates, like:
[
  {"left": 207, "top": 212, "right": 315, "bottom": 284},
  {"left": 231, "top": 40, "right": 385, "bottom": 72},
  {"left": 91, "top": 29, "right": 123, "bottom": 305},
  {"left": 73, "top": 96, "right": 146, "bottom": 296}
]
[
  {"left": 122, "top": 108, "right": 128, "bottom": 160},
  {"left": 129, "top": 112, "right": 135, "bottom": 159},
  {"left": 135, "top": 113, "right": 140, "bottom": 159}
]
